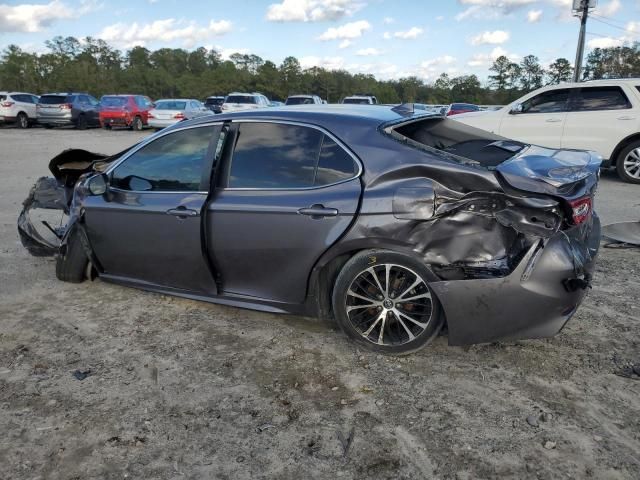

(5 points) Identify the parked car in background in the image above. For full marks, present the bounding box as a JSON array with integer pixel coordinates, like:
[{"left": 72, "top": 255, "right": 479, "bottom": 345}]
[
  {"left": 20, "top": 105, "right": 600, "bottom": 355},
  {"left": 221, "top": 92, "right": 271, "bottom": 112},
  {"left": 99, "top": 95, "right": 153, "bottom": 131},
  {"left": 454, "top": 79, "right": 640, "bottom": 183},
  {"left": 204, "top": 96, "right": 225, "bottom": 114},
  {"left": 445, "top": 103, "right": 480, "bottom": 116},
  {"left": 0, "top": 92, "right": 39, "bottom": 128},
  {"left": 342, "top": 95, "right": 378, "bottom": 105},
  {"left": 37, "top": 93, "right": 100, "bottom": 129},
  {"left": 285, "top": 94, "right": 323, "bottom": 105},
  {"left": 270, "top": 100, "right": 285, "bottom": 107},
  {"left": 147, "top": 99, "right": 210, "bottom": 129}
]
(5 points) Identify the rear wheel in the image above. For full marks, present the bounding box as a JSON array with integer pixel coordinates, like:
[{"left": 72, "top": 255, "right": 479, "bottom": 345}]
[
  {"left": 131, "top": 116, "right": 143, "bottom": 131},
  {"left": 332, "top": 250, "right": 443, "bottom": 355},
  {"left": 103, "top": 124, "right": 111, "bottom": 130},
  {"left": 56, "top": 228, "right": 88, "bottom": 283},
  {"left": 17, "top": 112, "right": 29, "bottom": 129},
  {"left": 617, "top": 141, "right": 640, "bottom": 184},
  {"left": 76, "top": 115, "right": 87, "bottom": 130}
]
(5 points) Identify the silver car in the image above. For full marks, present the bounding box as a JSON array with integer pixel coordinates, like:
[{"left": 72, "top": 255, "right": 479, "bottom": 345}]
[{"left": 148, "top": 99, "right": 210, "bottom": 129}]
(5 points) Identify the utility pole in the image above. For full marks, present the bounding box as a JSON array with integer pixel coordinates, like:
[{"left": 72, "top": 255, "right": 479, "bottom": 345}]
[{"left": 573, "top": 0, "right": 592, "bottom": 82}]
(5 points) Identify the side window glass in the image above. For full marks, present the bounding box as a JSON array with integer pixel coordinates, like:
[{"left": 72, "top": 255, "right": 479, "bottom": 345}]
[
  {"left": 521, "top": 89, "right": 569, "bottom": 113},
  {"left": 111, "top": 126, "right": 215, "bottom": 192},
  {"left": 228, "top": 122, "right": 323, "bottom": 188},
  {"left": 315, "top": 137, "right": 357, "bottom": 186},
  {"left": 574, "top": 87, "right": 631, "bottom": 111}
]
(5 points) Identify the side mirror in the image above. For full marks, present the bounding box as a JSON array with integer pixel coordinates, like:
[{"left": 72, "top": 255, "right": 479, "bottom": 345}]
[
  {"left": 87, "top": 173, "right": 108, "bottom": 196},
  {"left": 509, "top": 103, "right": 523, "bottom": 115}
]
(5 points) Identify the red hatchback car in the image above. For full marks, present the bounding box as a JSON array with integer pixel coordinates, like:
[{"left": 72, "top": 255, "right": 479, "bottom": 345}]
[{"left": 99, "top": 95, "right": 154, "bottom": 130}]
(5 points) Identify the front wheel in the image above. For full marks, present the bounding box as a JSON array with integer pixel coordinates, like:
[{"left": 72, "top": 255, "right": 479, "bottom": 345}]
[
  {"left": 17, "top": 112, "right": 29, "bottom": 129},
  {"left": 616, "top": 141, "right": 640, "bottom": 184},
  {"left": 332, "top": 250, "right": 443, "bottom": 355},
  {"left": 76, "top": 115, "right": 87, "bottom": 130},
  {"left": 56, "top": 228, "right": 88, "bottom": 283}
]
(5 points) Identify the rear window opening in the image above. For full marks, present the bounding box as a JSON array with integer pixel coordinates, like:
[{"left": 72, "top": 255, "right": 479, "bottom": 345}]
[
  {"left": 155, "top": 101, "right": 186, "bottom": 110},
  {"left": 226, "top": 95, "right": 256, "bottom": 104},
  {"left": 39, "top": 95, "right": 69, "bottom": 105},
  {"left": 386, "top": 117, "right": 526, "bottom": 168},
  {"left": 101, "top": 96, "right": 128, "bottom": 107}
]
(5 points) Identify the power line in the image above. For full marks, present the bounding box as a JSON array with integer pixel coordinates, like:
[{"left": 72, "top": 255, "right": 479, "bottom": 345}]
[
  {"left": 589, "top": 15, "right": 638, "bottom": 35},
  {"left": 590, "top": 12, "right": 627, "bottom": 27}
]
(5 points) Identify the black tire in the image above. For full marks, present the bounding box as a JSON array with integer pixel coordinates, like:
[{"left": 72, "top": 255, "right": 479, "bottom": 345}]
[
  {"left": 44, "top": 124, "right": 54, "bottom": 129},
  {"left": 616, "top": 140, "right": 640, "bottom": 184},
  {"left": 103, "top": 124, "right": 111, "bottom": 130},
  {"left": 131, "top": 116, "right": 143, "bottom": 131},
  {"left": 16, "top": 112, "right": 29, "bottom": 129},
  {"left": 332, "top": 249, "right": 444, "bottom": 355},
  {"left": 76, "top": 114, "right": 87, "bottom": 130},
  {"left": 56, "top": 228, "right": 88, "bottom": 283}
]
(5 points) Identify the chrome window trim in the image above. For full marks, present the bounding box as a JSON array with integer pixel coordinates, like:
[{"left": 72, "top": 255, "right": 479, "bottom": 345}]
[{"left": 223, "top": 118, "right": 363, "bottom": 192}]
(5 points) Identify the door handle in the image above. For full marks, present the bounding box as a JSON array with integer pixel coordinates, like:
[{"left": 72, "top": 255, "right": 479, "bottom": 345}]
[
  {"left": 298, "top": 204, "right": 339, "bottom": 218},
  {"left": 617, "top": 116, "right": 635, "bottom": 121},
  {"left": 166, "top": 207, "right": 199, "bottom": 218},
  {"left": 545, "top": 118, "right": 562, "bottom": 123}
]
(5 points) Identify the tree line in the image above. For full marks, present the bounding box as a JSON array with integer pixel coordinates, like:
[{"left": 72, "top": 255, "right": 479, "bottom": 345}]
[{"left": 0, "top": 36, "right": 638, "bottom": 105}]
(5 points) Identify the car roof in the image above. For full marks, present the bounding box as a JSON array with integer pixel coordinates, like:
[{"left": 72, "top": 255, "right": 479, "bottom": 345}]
[
  {"left": 288, "top": 94, "right": 316, "bottom": 98},
  {"left": 155, "top": 98, "right": 198, "bottom": 102},
  {"left": 182, "top": 104, "right": 434, "bottom": 132}
]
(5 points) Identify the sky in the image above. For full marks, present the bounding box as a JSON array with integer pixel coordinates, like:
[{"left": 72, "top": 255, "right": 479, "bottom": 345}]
[{"left": 0, "top": 0, "right": 638, "bottom": 83}]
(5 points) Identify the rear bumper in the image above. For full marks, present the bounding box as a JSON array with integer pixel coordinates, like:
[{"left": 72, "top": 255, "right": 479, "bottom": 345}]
[
  {"left": 37, "top": 115, "right": 74, "bottom": 126},
  {"left": 148, "top": 118, "right": 178, "bottom": 128},
  {"left": 431, "top": 214, "right": 601, "bottom": 345},
  {"left": 0, "top": 115, "right": 17, "bottom": 122},
  {"left": 100, "top": 114, "right": 131, "bottom": 127}
]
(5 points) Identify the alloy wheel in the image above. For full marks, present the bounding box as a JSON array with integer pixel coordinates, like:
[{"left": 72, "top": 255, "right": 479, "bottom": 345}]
[
  {"left": 623, "top": 148, "right": 640, "bottom": 179},
  {"left": 18, "top": 113, "right": 28, "bottom": 129},
  {"left": 345, "top": 264, "right": 434, "bottom": 346}
]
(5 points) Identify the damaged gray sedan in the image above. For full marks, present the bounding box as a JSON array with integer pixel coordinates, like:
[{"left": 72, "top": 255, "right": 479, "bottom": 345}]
[{"left": 18, "top": 105, "right": 601, "bottom": 354}]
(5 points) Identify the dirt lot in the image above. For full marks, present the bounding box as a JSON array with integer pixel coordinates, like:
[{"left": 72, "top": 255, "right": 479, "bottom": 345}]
[{"left": 1, "top": 127, "right": 639, "bottom": 480}]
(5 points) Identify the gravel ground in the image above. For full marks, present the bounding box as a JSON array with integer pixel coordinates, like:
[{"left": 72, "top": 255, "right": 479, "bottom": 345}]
[{"left": 0, "top": 127, "right": 639, "bottom": 480}]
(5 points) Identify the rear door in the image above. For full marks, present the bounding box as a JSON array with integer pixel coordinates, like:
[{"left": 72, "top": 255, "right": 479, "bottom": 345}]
[
  {"left": 498, "top": 88, "right": 570, "bottom": 148},
  {"left": 83, "top": 124, "right": 221, "bottom": 294},
  {"left": 206, "top": 120, "right": 362, "bottom": 304},
  {"left": 562, "top": 85, "right": 637, "bottom": 160}
]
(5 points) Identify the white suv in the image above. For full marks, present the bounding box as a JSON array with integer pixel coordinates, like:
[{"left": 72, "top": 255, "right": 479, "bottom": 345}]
[
  {"left": 454, "top": 79, "right": 640, "bottom": 183},
  {"left": 221, "top": 92, "right": 271, "bottom": 113},
  {"left": 0, "top": 92, "right": 39, "bottom": 128},
  {"left": 285, "top": 94, "right": 323, "bottom": 105},
  {"left": 342, "top": 95, "right": 378, "bottom": 105}
]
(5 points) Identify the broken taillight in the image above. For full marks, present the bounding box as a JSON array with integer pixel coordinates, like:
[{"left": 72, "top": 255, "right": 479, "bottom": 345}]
[{"left": 569, "top": 197, "right": 592, "bottom": 225}]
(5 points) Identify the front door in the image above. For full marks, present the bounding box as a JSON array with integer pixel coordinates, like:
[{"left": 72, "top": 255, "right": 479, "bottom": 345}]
[
  {"left": 499, "top": 88, "right": 571, "bottom": 148},
  {"left": 83, "top": 124, "right": 220, "bottom": 294},
  {"left": 206, "top": 121, "right": 362, "bottom": 304}
]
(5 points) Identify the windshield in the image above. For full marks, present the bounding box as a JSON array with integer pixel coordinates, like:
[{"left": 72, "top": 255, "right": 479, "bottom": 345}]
[
  {"left": 155, "top": 101, "right": 186, "bottom": 110},
  {"left": 40, "top": 95, "right": 68, "bottom": 105},
  {"left": 286, "top": 97, "right": 314, "bottom": 105},
  {"left": 343, "top": 98, "right": 370, "bottom": 104},
  {"left": 226, "top": 95, "right": 256, "bottom": 104},
  {"left": 101, "top": 96, "right": 128, "bottom": 107}
]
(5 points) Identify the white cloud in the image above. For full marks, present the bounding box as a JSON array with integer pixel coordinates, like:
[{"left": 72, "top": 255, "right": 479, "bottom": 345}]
[
  {"left": 383, "top": 16, "right": 394, "bottom": 24},
  {"left": 0, "top": 0, "right": 75, "bottom": 32},
  {"left": 467, "top": 46, "right": 519, "bottom": 67},
  {"left": 456, "top": 0, "right": 537, "bottom": 21},
  {"left": 98, "top": 18, "right": 233, "bottom": 48},
  {"left": 527, "top": 9, "right": 542, "bottom": 22},
  {"left": 390, "top": 26, "right": 424, "bottom": 39},
  {"left": 317, "top": 19, "right": 370, "bottom": 40},
  {"left": 265, "top": 0, "right": 365, "bottom": 22},
  {"left": 217, "top": 47, "right": 251, "bottom": 60},
  {"left": 356, "top": 47, "right": 384, "bottom": 56},
  {"left": 470, "top": 30, "right": 510, "bottom": 45},
  {"left": 596, "top": 0, "right": 621, "bottom": 17},
  {"left": 587, "top": 36, "right": 623, "bottom": 49},
  {"left": 338, "top": 39, "right": 352, "bottom": 48},
  {"left": 300, "top": 55, "right": 346, "bottom": 70}
]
